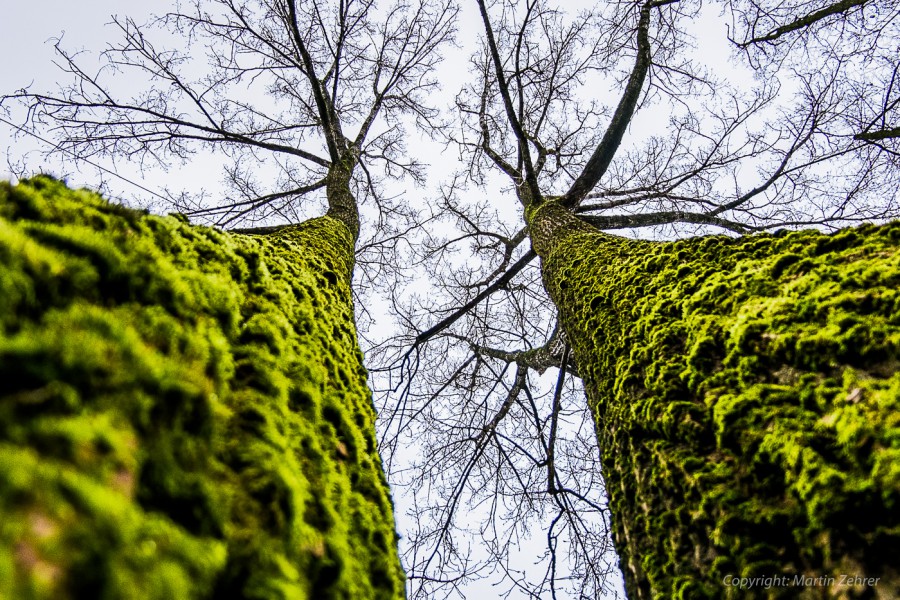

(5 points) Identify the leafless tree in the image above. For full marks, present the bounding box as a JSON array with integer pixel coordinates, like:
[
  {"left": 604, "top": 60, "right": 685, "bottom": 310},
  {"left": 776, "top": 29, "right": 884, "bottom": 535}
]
[
  {"left": 371, "top": 0, "right": 900, "bottom": 597},
  {"left": 2, "top": 0, "right": 458, "bottom": 302},
  {"left": 729, "top": 0, "right": 899, "bottom": 156}
]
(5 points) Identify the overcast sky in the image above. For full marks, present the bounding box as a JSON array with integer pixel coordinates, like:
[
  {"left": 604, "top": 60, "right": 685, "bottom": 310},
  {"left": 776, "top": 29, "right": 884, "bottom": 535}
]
[
  {"left": 1, "top": 1, "right": 491, "bottom": 216},
  {"left": 1, "top": 0, "right": 732, "bottom": 198},
  {"left": 1, "top": 2, "right": 144, "bottom": 178},
  {"left": 0, "top": 3, "right": 737, "bottom": 598},
  {"left": 0, "top": 4, "right": 619, "bottom": 598}
]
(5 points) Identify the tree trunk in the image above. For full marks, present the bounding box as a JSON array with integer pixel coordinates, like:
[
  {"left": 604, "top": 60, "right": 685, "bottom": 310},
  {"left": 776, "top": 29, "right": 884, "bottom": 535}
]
[
  {"left": 0, "top": 177, "right": 404, "bottom": 599},
  {"left": 529, "top": 200, "right": 900, "bottom": 599}
]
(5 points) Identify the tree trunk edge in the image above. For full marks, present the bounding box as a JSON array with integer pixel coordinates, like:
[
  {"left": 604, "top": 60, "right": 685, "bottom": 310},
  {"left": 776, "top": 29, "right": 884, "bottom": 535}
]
[
  {"left": 0, "top": 176, "right": 405, "bottom": 599},
  {"left": 532, "top": 203, "right": 900, "bottom": 599}
]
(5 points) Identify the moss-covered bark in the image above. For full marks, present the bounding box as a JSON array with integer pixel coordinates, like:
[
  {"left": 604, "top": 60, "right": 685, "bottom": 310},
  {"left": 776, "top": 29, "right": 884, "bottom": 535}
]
[
  {"left": 530, "top": 201, "right": 900, "bottom": 599},
  {"left": 0, "top": 177, "right": 404, "bottom": 599}
]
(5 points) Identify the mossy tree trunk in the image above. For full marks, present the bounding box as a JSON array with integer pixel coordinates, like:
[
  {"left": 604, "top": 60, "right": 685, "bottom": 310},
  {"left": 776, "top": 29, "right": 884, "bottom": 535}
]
[
  {"left": 0, "top": 177, "right": 404, "bottom": 599},
  {"left": 528, "top": 201, "right": 900, "bottom": 599}
]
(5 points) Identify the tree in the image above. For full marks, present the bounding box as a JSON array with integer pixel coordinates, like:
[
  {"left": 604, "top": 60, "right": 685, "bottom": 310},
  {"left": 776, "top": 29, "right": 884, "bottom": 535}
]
[
  {"left": 1, "top": 0, "right": 457, "bottom": 263},
  {"left": 377, "top": 0, "right": 900, "bottom": 597},
  {"left": 0, "top": 175, "right": 403, "bottom": 598},
  {"left": 3, "top": 0, "right": 900, "bottom": 598},
  {"left": 1, "top": 0, "right": 456, "bottom": 597}
]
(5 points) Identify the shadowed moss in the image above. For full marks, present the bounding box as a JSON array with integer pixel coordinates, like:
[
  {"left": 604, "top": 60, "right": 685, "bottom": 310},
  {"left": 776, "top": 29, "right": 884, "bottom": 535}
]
[
  {"left": 532, "top": 202, "right": 900, "bottom": 599},
  {"left": 0, "top": 177, "right": 403, "bottom": 599}
]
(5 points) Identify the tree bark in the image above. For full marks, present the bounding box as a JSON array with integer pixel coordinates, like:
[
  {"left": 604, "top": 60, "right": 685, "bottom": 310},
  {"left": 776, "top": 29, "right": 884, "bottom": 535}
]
[
  {"left": 0, "top": 177, "right": 404, "bottom": 599},
  {"left": 528, "top": 200, "right": 900, "bottom": 599},
  {"left": 326, "top": 152, "right": 362, "bottom": 242}
]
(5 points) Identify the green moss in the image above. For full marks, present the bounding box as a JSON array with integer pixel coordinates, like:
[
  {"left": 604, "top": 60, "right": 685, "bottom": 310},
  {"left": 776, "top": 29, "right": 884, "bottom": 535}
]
[
  {"left": 533, "top": 202, "right": 900, "bottom": 599},
  {"left": 0, "top": 177, "right": 403, "bottom": 599}
]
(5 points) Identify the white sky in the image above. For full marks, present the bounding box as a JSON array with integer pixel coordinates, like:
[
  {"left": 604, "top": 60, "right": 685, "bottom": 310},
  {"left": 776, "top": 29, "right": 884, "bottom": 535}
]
[
  {"left": 1, "top": 2, "right": 153, "bottom": 190},
  {"left": 0, "top": 2, "right": 739, "bottom": 599}
]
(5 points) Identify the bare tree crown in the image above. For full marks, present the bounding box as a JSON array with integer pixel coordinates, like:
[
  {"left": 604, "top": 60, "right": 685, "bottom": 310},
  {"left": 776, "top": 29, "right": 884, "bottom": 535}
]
[{"left": 4, "top": 0, "right": 458, "bottom": 234}]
